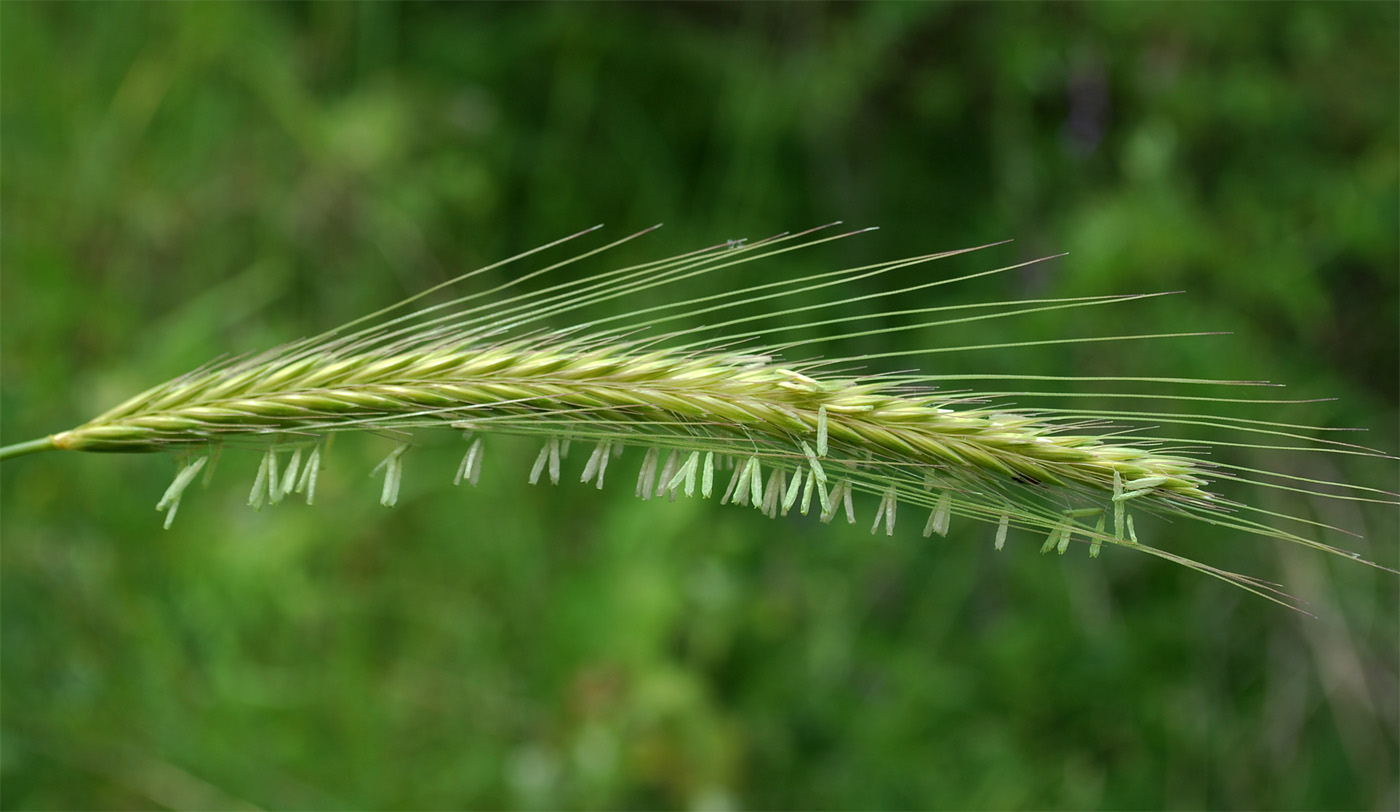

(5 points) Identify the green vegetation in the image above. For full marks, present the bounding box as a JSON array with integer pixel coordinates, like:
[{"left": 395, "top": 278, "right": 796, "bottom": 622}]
[{"left": 2, "top": 4, "right": 1396, "bottom": 809}]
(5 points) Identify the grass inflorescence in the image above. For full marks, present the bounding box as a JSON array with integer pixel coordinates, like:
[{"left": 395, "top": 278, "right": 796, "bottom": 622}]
[{"left": 4, "top": 224, "right": 1395, "bottom": 607}]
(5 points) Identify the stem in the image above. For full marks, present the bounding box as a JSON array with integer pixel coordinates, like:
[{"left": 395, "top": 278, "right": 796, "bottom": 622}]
[{"left": 0, "top": 436, "right": 58, "bottom": 461}]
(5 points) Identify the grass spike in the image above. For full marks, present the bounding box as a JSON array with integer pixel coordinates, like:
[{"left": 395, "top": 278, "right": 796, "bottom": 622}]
[{"left": 1, "top": 225, "right": 1392, "bottom": 605}]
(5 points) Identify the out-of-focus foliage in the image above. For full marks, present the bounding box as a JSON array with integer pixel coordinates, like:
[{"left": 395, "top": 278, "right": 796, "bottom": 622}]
[{"left": 2, "top": 3, "right": 1396, "bottom": 809}]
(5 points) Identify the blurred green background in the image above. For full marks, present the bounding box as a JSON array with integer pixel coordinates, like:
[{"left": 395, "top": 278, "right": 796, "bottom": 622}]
[{"left": 2, "top": 3, "right": 1397, "bottom": 809}]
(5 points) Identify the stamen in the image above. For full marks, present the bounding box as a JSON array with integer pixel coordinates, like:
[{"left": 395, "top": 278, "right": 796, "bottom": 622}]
[
  {"left": 375, "top": 442, "right": 409, "bottom": 507},
  {"left": 800, "top": 469, "right": 815, "bottom": 515},
  {"left": 871, "top": 487, "right": 897, "bottom": 535},
  {"left": 732, "top": 457, "right": 760, "bottom": 507},
  {"left": 1125, "top": 475, "right": 1169, "bottom": 491},
  {"left": 635, "top": 447, "right": 660, "bottom": 498},
  {"left": 800, "top": 441, "right": 827, "bottom": 485},
  {"left": 927, "top": 492, "right": 953, "bottom": 537},
  {"left": 157, "top": 456, "right": 208, "bottom": 529},
  {"left": 530, "top": 442, "right": 551, "bottom": 486},
  {"left": 720, "top": 459, "right": 743, "bottom": 504},
  {"left": 455, "top": 437, "right": 484, "bottom": 487},
  {"left": 782, "top": 466, "right": 804, "bottom": 515},
  {"left": 202, "top": 442, "right": 222, "bottom": 488},
  {"left": 281, "top": 448, "right": 303, "bottom": 498},
  {"left": 1056, "top": 522, "right": 1072, "bottom": 555},
  {"left": 762, "top": 469, "right": 784, "bottom": 518},
  {"left": 1111, "top": 489, "right": 1152, "bottom": 504},
  {"left": 1041, "top": 521, "right": 1062, "bottom": 554},
  {"left": 1113, "top": 471, "right": 1125, "bottom": 539},
  {"left": 596, "top": 443, "right": 613, "bottom": 487},
  {"left": 665, "top": 451, "right": 699, "bottom": 497},
  {"left": 249, "top": 450, "right": 271, "bottom": 510},
  {"left": 548, "top": 437, "right": 561, "bottom": 484},
  {"left": 657, "top": 449, "right": 680, "bottom": 501},
  {"left": 267, "top": 449, "right": 282, "bottom": 505},
  {"left": 296, "top": 447, "right": 321, "bottom": 504},
  {"left": 580, "top": 442, "right": 611, "bottom": 488}
]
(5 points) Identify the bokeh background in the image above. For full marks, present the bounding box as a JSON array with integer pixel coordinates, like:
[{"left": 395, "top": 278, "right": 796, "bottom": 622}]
[{"left": 2, "top": 3, "right": 1397, "bottom": 809}]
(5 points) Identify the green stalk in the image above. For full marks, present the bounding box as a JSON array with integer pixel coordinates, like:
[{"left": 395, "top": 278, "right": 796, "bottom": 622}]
[{"left": 0, "top": 436, "right": 58, "bottom": 461}]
